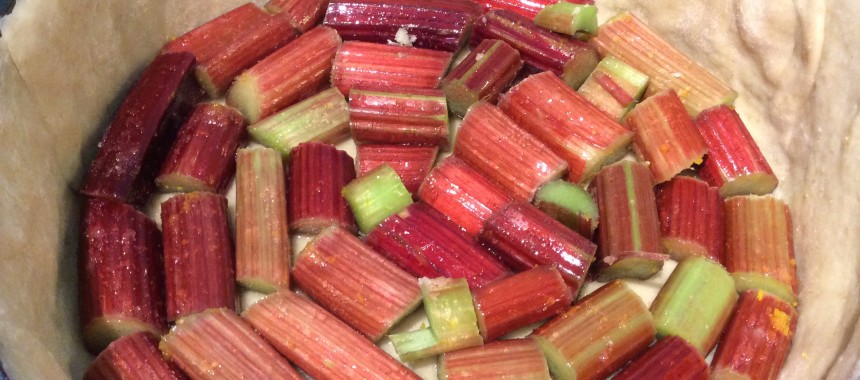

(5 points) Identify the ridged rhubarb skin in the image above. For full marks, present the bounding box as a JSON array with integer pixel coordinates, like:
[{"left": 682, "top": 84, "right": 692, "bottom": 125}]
[
  {"left": 655, "top": 176, "right": 725, "bottom": 263},
  {"left": 591, "top": 12, "right": 738, "bottom": 116},
  {"left": 330, "top": 41, "right": 453, "bottom": 96},
  {"left": 349, "top": 87, "right": 449, "bottom": 146},
  {"left": 625, "top": 90, "right": 710, "bottom": 183},
  {"left": 479, "top": 202, "right": 596, "bottom": 294},
  {"left": 288, "top": 142, "right": 357, "bottom": 234},
  {"left": 235, "top": 148, "right": 291, "bottom": 294},
  {"left": 365, "top": 202, "right": 511, "bottom": 289},
  {"left": 81, "top": 52, "right": 204, "bottom": 206},
  {"left": 243, "top": 292, "right": 421, "bottom": 379},
  {"left": 591, "top": 161, "right": 667, "bottom": 281},
  {"left": 343, "top": 163, "right": 414, "bottom": 234},
  {"left": 534, "top": 2, "right": 597, "bottom": 36},
  {"left": 531, "top": 280, "right": 656, "bottom": 380},
  {"left": 292, "top": 226, "right": 422, "bottom": 341},
  {"left": 650, "top": 256, "right": 738, "bottom": 355},
  {"left": 323, "top": 0, "right": 482, "bottom": 52},
  {"left": 471, "top": 10, "right": 599, "bottom": 89},
  {"left": 438, "top": 339, "right": 551, "bottom": 380},
  {"left": 577, "top": 56, "right": 650, "bottom": 122},
  {"left": 356, "top": 144, "right": 439, "bottom": 194},
  {"left": 163, "top": 6, "right": 299, "bottom": 97},
  {"left": 455, "top": 101, "right": 568, "bottom": 202},
  {"left": 475, "top": 0, "right": 593, "bottom": 20},
  {"left": 613, "top": 336, "right": 709, "bottom": 380},
  {"left": 473, "top": 266, "right": 574, "bottom": 342},
  {"left": 711, "top": 290, "right": 798, "bottom": 380},
  {"left": 725, "top": 195, "right": 798, "bottom": 306},
  {"left": 498, "top": 71, "right": 633, "bottom": 184},
  {"left": 422, "top": 277, "right": 484, "bottom": 348},
  {"left": 160, "top": 309, "right": 301, "bottom": 380},
  {"left": 695, "top": 105, "right": 779, "bottom": 197},
  {"left": 442, "top": 39, "right": 523, "bottom": 117},
  {"left": 156, "top": 103, "right": 246, "bottom": 193},
  {"left": 84, "top": 332, "right": 186, "bottom": 380},
  {"left": 161, "top": 193, "right": 235, "bottom": 321},
  {"left": 80, "top": 199, "right": 167, "bottom": 353},
  {"left": 533, "top": 179, "right": 598, "bottom": 238},
  {"left": 227, "top": 26, "right": 341, "bottom": 123},
  {"left": 417, "top": 156, "right": 513, "bottom": 235},
  {"left": 266, "top": 0, "right": 329, "bottom": 32}
]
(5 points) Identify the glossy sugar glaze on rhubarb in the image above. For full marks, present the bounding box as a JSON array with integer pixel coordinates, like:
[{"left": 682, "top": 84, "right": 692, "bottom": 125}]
[
  {"left": 442, "top": 39, "right": 523, "bottom": 117},
  {"left": 349, "top": 87, "right": 449, "bottom": 146},
  {"left": 439, "top": 339, "right": 551, "bottom": 380},
  {"left": 267, "top": 0, "right": 329, "bottom": 32},
  {"left": 289, "top": 142, "right": 357, "bottom": 233},
  {"left": 331, "top": 41, "right": 452, "bottom": 96},
  {"left": 656, "top": 176, "right": 725, "bottom": 263},
  {"left": 84, "top": 332, "right": 186, "bottom": 380},
  {"left": 613, "top": 335, "right": 708, "bottom": 380},
  {"left": 474, "top": 0, "right": 593, "bottom": 19},
  {"left": 357, "top": 144, "right": 439, "bottom": 194}
]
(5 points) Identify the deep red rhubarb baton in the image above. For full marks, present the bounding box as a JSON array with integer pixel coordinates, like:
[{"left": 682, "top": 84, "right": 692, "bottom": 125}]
[
  {"left": 356, "top": 144, "right": 439, "bottom": 194},
  {"left": 475, "top": 0, "right": 593, "bottom": 20},
  {"left": 349, "top": 86, "right": 449, "bottom": 146},
  {"left": 84, "top": 332, "right": 185, "bottom": 380},
  {"left": 613, "top": 336, "right": 709, "bottom": 380},
  {"left": 81, "top": 52, "right": 204, "bottom": 206},
  {"left": 442, "top": 39, "right": 523, "bottom": 117},
  {"left": 161, "top": 193, "right": 235, "bottom": 321},
  {"left": 79, "top": 199, "right": 166, "bottom": 352},
  {"left": 577, "top": 56, "right": 649, "bottom": 122},
  {"left": 533, "top": 180, "right": 599, "bottom": 239},
  {"left": 331, "top": 41, "right": 452, "bottom": 96},
  {"left": 288, "top": 142, "right": 357, "bottom": 234},
  {"left": 266, "top": 0, "right": 329, "bottom": 32},
  {"left": 655, "top": 176, "right": 725, "bottom": 263},
  {"left": 438, "top": 339, "right": 551, "bottom": 380}
]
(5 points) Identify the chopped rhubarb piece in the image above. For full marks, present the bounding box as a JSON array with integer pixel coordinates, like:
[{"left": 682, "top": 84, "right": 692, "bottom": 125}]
[
  {"left": 614, "top": 336, "right": 709, "bottom": 380},
  {"left": 163, "top": 6, "right": 299, "bottom": 97},
  {"left": 534, "top": 2, "right": 597, "bottom": 36},
  {"left": 531, "top": 280, "right": 656, "bottom": 380},
  {"left": 473, "top": 266, "right": 573, "bottom": 342},
  {"left": 161, "top": 193, "right": 235, "bottom": 321},
  {"left": 442, "top": 39, "right": 523, "bottom": 117},
  {"left": 227, "top": 26, "right": 341, "bottom": 123},
  {"left": 356, "top": 144, "right": 438, "bottom": 194},
  {"left": 454, "top": 101, "right": 568, "bottom": 201},
  {"left": 293, "top": 226, "right": 422, "bottom": 341},
  {"left": 323, "top": 0, "right": 482, "bottom": 52},
  {"left": 266, "top": 0, "right": 328, "bottom": 32},
  {"left": 655, "top": 176, "right": 725, "bottom": 263},
  {"left": 498, "top": 71, "right": 633, "bottom": 183},
  {"left": 235, "top": 148, "right": 291, "bottom": 293},
  {"left": 625, "top": 90, "right": 710, "bottom": 183},
  {"left": 243, "top": 292, "right": 420, "bottom": 379},
  {"left": 248, "top": 87, "right": 351, "bottom": 157},
  {"left": 472, "top": 10, "right": 599, "bottom": 88},
  {"left": 695, "top": 105, "right": 779, "bottom": 197},
  {"left": 650, "top": 256, "right": 738, "bottom": 355},
  {"left": 439, "top": 339, "right": 551, "bottom": 380},
  {"left": 84, "top": 332, "right": 186, "bottom": 380},
  {"left": 349, "top": 87, "right": 449, "bottom": 146},
  {"left": 160, "top": 308, "right": 301, "bottom": 380},
  {"left": 81, "top": 52, "right": 204, "bottom": 206},
  {"left": 389, "top": 328, "right": 441, "bottom": 361},
  {"left": 156, "top": 103, "right": 245, "bottom": 193},
  {"left": 288, "top": 142, "right": 357, "bottom": 234},
  {"left": 417, "top": 156, "right": 513, "bottom": 235},
  {"left": 578, "top": 56, "right": 649, "bottom": 122},
  {"left": 330, "top": 41, "right": 452, "bottom": 96},
  {"left": 479, "top": 202, "right": 596, "bottom": 294},
  {"left": 475, "top": 0, "right": 593, "bottom": 20},
  {"left": 365, "top": 202, "right": 511, "bottom": 288},
  {"left": 80, "top": 199, "right": 166, "bottom": 352},
  {"left": 711, "top": 290, "right": 798, "bottom": 380},
  {"left": 342, "top": 164, "right": 414, "bottom": 234},
  {"left": 591, "top": 12, "right": 738, "bottom": 116},
  {"left": 725, "top": 195, "right": 798, "bottom": 305},
  {"left": 533, "top": 180, "right": 598, "bottom": 238},
  {"left": 591, "top": 161, "right": 667, "bottom": 281}
]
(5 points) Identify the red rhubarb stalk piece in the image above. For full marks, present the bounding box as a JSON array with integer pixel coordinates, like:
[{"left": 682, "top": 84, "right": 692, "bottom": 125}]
[
  {"left": 323, "top": 0, "right": 482, "bottom": 52},
  {"left": 227, "top": 26, "right": 342, "bottom": 123},
  {"left": 439, "top": 339, "right": 551, "bottom": 380},
  {"left": 417, "top": 156, "right": 513, "bottom": 236},
  {"left": 79, "top": 199, "right": 167, "bottom": 353},
  {"left": 475, "top": 0, "right": 593, "bottom": 20},
  {"left": 331, "top": 41, "right": 452, "bottom": 96},
  {"left": 498, "top": 71, "right": 633, "bottom": 184},
  {"left": 695, "top": 105, "right": 779, "bottom": 197},
  {"left": 84, "top": 332, "right": 186, "bottom": 380},
  {"left": 473, "top": 266, "right": 574, "bottom": 342},
  {"left": 266, "top": 0, "right": 329, "bottom": 32},
  {"left": 235, "top": 148, "right": 291, "bottom": 293},
  {"left": 156, "top": 103, "right": 245, "bottom": 193},
  {"left": 577, "top": 56, "right": 650, "bottom": 122},
  {"left": 356, "top": 144, "right": 439, "bottom": 194},
  {"left": 471, "top": 10, "right": 599, "bottom": 88},
  {"left": 613, "top": 335, "right": 709, "bottom": 380},
  {"left": 288, "top": 142, "right": 357, "bottom": 234},
  {"left": 243, "top": 292, "right": 421, "bottom": 379},
  {"left": 349, "top": 86, "right": 449, "bottom": 146},
  {"left": 479, "top": 202, "right": 596, "bottom": 294},
  {"left": 161, "top": 193, "right": 235, "bottom": 321},
  {"left": 160, "top": 309, "right": 302, "bottom": 380},
  {"left": 81, "top": 52, "right": 204, "bottom": 206},
  {"left": 442, "top": 39, "right": 524, "bottom": 117},
  {"left": 655, "top": 176, "right": 725, "bottom": 263},
  {"left": 293, "top": 226, "right": 422, "bottom": 341},
  {"left": 455, "top": 101, "right": 568, "bottom": 201}
]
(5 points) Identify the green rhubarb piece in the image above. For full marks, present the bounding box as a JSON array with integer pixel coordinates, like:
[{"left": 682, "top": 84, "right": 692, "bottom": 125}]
[
  {"left": 534, "top": 3, "right": 598, "bottom": 36},
  {"left": 421, "top": 278, "right": 483, "bottom": 346},
  {"left": 342, "top": 164, "right": 413, "bottom": 234},
  {"left": 389, "top": 328, "right": 440, "bottom": 362},
  {"left": 578, "top": 56, "right": 650, "bottom": 121},
  {"left": 732, "top": 272, "right": 798, "bottom": 307},
  {"left": 650, "top": 256, "right": 739, "bottom": 355},
  {"left": 534, "top": 180, "right": 598, "bottom": 237},
  {"left": 598, "top": 56, "right": 650, "bottom": 98}
]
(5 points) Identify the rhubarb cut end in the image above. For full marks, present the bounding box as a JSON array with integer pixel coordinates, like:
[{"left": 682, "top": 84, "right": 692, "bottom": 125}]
[
  {"left": 83, "top": 317, "right": 164, "bottom": 353},
  {"left": 443, "top": 82, "right": 480, "bottom": 118},
  {"left": 227, "top": 74, "right": 263, "bottom": 123},
  {"left": 562, "top": 47, "right": 600, "bottom": 89},
  {"left": 535, "top": 3, "right": 598, "bottom": 36},
  {"left": 534, "top": 180, "right": 599, "bottom": 235},
  {"left": 155, "top": 173, "right": 217, "bottom": 193},
  {"left": 389, "top": 328, "right": 440, "bottom": 362},
  {"left": 237, "top": 277, "right": 281, "bottom": 295},
  {"left": 710, "top": 369, "right": 748, "bottom": 380},
  {"left": 596, "top": 254, "right": 668, "bottom": 282},
  {"left": 575, "top": 131, "right": 634, "bottom": 184},
  {"left": 661, "top": 238, "right": 711, "bottom": 262},
  {"left": 732, "top": 272, "right": 798, "bottom": 307},
  {"left": 531, "top": 335, "right": 575, "bottom": 380},
  {"left": 719, "top": 173, "right": 779, "bottom": 198},
  {"left": 195, "top": 67, "right": 222, "bottom": 98}
]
